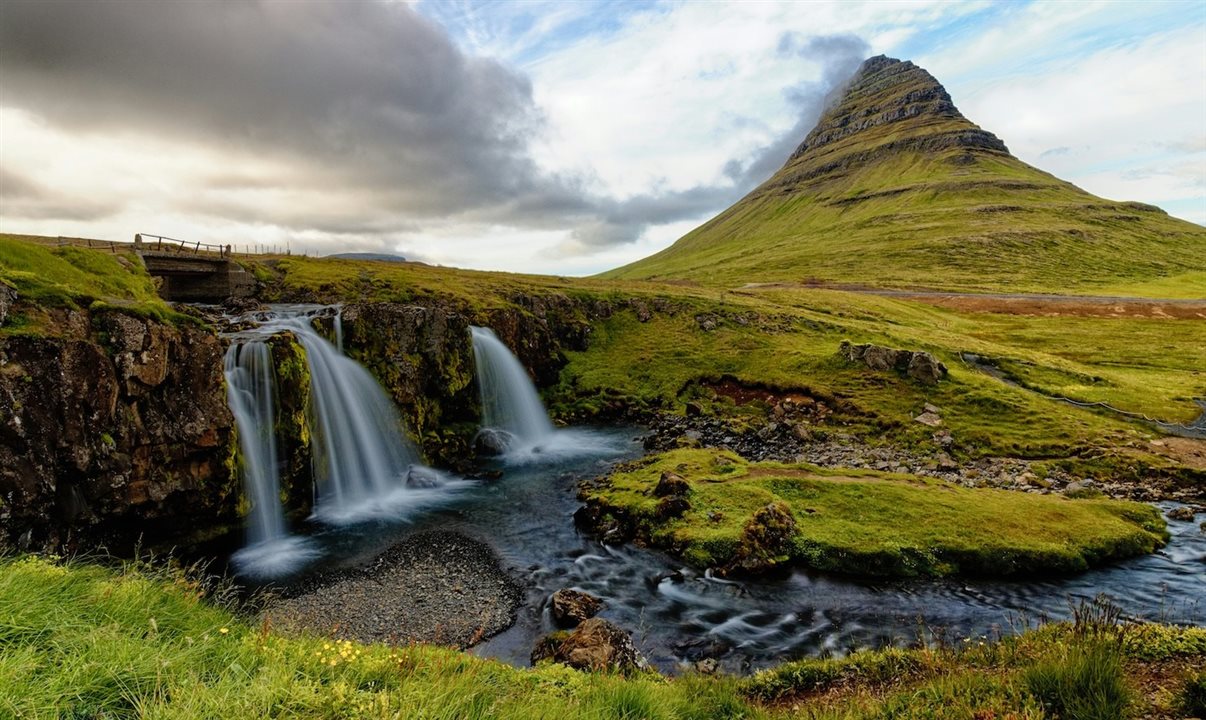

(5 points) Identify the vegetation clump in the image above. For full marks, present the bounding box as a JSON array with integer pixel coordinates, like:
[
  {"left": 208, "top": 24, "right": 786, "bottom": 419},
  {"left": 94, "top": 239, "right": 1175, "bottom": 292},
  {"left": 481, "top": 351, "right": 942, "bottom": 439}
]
[{"left": 582, "top": 449, "right": 1168, "bottom": 578}]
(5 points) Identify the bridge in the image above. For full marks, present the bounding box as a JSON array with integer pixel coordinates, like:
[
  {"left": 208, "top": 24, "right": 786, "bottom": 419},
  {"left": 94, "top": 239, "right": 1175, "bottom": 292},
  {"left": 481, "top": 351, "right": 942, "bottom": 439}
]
[{"left": 133, "top": 234, "right": 256, "bottom": 302}]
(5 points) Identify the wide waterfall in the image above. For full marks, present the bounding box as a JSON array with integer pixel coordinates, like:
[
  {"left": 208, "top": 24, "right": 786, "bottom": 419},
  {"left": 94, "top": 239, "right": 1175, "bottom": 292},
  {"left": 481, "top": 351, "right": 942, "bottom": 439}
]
[
  {"left": 224, "top": 305, "right": 471, "bottom": 576},
  {"left": 224, "top": 340, "right": 317, "bottom": 578},
  {"left": 470, "top": 326, "right": 621, "bottom": 462}
]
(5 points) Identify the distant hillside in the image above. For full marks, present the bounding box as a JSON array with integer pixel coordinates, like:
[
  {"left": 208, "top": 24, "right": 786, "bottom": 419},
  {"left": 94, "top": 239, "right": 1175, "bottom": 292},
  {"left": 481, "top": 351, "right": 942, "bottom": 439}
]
[
  {"left": 605, "top": 56, "right": 1206, "bottom": 296},
  {"left": 326, "top": 252, "right": 408, "bottom": 263}
]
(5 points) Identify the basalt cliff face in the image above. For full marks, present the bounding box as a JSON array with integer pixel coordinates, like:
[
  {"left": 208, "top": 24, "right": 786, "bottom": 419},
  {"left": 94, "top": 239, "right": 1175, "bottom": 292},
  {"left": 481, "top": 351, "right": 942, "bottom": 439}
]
[
  {"left": 0, "top": 306, "right": 237, "bottom": 551},
  {"left": 0, "top": 287, "right": 624, "bottom": 550},
  {"left": 605, "top": 55, "right": 1206, "bottom": 292}
]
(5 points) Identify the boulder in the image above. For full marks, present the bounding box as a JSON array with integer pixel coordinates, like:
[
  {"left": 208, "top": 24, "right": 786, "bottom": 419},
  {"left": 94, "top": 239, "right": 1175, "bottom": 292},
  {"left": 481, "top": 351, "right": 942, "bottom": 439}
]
[
  {"left": 653, "top": 471, "right": 690, "bottom": 497},
  {"left": 474, "top": 428, "right": 515, "bottom": 456},
  {"left": 655, "top": 495, "right": 691, "bottom": 519},
  {"left": 405, "top": 465, "right": 445, "bottom": 489},
  {"left": 913, "top": 411, "right": 943, "bottom": 427},
  {"left": 724, "top": 501, "right": 798, "bottom": 575},
  {"left": 549, "top": 588, "right": 603, "bottom": 627},
  {"left": 532, "top": 618, "right": 648, "bottom": 673},
  {"left": 1167, "top": 506, "right": 1197, "bottom": 522},
  {"left": 0, "top": 283, "right": 15, "bottom": 326},
  {"left": 839, "top": 340, "right": 947, "bottom": 384}
]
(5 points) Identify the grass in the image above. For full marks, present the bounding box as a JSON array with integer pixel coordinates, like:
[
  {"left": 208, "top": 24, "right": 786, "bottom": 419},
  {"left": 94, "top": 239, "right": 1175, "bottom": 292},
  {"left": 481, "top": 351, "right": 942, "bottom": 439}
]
[
  {"left": 0, "top": 234, "right": 191, "bottom": 330},
  {"left": 584, "top": 449, "right": 1168, "bottom": 577},
  {"left": 4, "top": 554, "right": 1204, "bottom": 719},
  {"left": 1024, "top": 639, "right": 1130, "bottom": 720}
]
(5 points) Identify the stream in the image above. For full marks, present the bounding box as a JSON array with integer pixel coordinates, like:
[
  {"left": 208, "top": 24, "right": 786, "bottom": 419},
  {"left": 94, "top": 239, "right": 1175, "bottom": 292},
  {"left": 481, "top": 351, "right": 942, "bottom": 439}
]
[{"left": 248, "top": 427, "right": 1204, "bottom": 674}]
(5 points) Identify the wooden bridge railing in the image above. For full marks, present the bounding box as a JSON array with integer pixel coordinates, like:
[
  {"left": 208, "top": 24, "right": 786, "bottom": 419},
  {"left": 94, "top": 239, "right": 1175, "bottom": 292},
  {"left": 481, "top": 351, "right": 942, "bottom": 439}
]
[{"left": 135, "top": 233, "right": 231, "bottom": 258}]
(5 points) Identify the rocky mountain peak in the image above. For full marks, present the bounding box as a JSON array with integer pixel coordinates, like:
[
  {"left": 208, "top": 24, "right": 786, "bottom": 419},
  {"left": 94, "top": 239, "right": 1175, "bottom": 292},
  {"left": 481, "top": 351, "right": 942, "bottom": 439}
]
[{"left": 788, "top": 55, "right": 1009, "bottom": 162}]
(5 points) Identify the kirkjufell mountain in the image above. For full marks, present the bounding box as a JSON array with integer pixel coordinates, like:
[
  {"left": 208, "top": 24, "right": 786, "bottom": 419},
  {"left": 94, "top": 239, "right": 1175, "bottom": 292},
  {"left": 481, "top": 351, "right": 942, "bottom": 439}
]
[{"left": 606, "top": 56, "right": 1206, "bottom": 293}]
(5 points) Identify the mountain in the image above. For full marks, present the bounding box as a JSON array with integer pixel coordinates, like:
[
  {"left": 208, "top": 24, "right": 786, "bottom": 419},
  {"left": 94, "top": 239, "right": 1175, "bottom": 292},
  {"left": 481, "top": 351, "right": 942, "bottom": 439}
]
[{"left": 604, "top": 56, "right": 1206, "bottom": 295}]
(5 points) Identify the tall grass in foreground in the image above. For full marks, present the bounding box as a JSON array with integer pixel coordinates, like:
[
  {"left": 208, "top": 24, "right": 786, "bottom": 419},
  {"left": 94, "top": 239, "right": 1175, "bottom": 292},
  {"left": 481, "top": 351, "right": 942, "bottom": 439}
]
[{"left": 2, "top": 555, "right": 1204, "bottom": 718}]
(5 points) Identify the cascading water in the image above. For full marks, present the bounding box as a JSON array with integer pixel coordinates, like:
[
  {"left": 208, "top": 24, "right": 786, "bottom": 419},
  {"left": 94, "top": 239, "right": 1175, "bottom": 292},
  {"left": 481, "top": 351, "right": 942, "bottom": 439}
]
[
  {"left": 470, "top": 326, "right": 621, "bottom": 462},
  {"left": 276, "top": 312, "right": 451, "bottom": 523},
  {"left": 470, "top": 327, "right": 556, "bottom": 451},
  {"left": 224, "top": 305, "right": 471, "bottom": 576},
  {"left": 224, "top": 340, "right": 317, "bottom": 578}
]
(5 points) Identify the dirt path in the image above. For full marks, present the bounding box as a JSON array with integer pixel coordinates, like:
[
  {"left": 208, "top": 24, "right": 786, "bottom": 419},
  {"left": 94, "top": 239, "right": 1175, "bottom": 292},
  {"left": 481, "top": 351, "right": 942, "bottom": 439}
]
[{"left": 740, "top": 282, "right": 1206, "bottom": 318}]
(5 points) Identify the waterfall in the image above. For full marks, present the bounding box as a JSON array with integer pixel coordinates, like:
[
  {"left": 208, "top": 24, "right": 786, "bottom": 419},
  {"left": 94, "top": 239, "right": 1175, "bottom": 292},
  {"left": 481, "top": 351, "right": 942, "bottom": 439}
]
[
  {"left": 224, "top": 340, "right": 316, "bottom": 578},
  {"left": 470, "top": 327, "right": 555, "bottom": 452},
  {"left": 222, "top": 304, "right": 472, "bottom": 576},
  {"left": 278, "top": 313, "right": 431, "bottom": 522}
]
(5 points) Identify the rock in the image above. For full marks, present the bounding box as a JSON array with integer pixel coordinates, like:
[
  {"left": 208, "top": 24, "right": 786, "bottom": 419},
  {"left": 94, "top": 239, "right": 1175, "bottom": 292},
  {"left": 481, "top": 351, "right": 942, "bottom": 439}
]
[
  {"left": 913, "top": 411, "right": 943, "bottom": 427},
  {"left": 405, "top": 465, "right": 445, "bottom": 489},
  {"left": 654, "top": 471, "right": 690, "bottom": 497},
  {"left": 656, "top": 495, "right": 691, "bottom": 519},
  {"left": 696, "top": 314, "right": 719, "bottom": 332},
  {"left": 684, "top": 401, "right": 703, "bottom": 417},
  {"left": 839, "top": 341, "right": 947, "bottom": 384},
  {"left": 0, "top": 283, "right": 15, "bottom": 326},
  {"left": 907, "top": 353, "right": 947, "bottom": 384},
  {"left": 1166, "top": 506, "right": 1197, "bottom": 522},
  {"left": 724, "top": 501, "right": 797, "bottom": 575},
  {"left": 923, "top": 403, "right": 941, "bottom": 414},
  {"left": 549, "top": 588, "right": 603, "bottom": 627},
  {"left": 474, "top": 428, "right": 515, "bottom": 456},
  {"left": 533, "top": 618, "right": 648, "bottom": 673},
  {"left": 695, "top": 658, "right": 719, "bottom": 674}
]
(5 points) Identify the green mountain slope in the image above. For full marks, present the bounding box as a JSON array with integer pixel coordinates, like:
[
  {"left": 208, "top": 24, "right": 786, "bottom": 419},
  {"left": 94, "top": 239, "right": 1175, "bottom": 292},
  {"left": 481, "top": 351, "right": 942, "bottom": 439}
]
[{"left": 605, "top": 56, "right": 1206, "bottom": 296}]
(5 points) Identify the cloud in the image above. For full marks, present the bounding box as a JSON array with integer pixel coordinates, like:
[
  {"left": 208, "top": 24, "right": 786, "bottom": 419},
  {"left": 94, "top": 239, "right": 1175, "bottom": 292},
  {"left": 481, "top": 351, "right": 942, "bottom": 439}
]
[
  {"left": 0, "top": 167, "right": 119, "bottom": 221},
  {"left": 0, "top": 1, "right": 870, "bottom": 258},
  {"left": 0, "top": 1, "right": 865, "bottom": 257}
]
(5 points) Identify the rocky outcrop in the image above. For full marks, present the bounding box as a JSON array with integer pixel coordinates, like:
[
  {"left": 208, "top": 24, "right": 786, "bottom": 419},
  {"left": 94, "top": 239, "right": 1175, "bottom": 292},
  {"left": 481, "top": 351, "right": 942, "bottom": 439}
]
[
  {"left": 0, "top": 305, "right": 236, "bottom": 552},
  {"left": 839, "top": 340, "right": 947, "bottom": 384},
  {"left": 549, "top": 588, "right": 603, "bottom": 627},
  {"left": 789, "top": 55, "right": 1009, "bottom": 163},
  {"left": 532, "top": 617, "right": 648, "bottom": 673}
]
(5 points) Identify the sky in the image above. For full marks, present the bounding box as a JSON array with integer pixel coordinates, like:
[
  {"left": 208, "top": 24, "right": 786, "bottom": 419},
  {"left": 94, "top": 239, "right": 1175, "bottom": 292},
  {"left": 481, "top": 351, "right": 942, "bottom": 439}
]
[{"left": 0, "top": 0, "right": 1202, "bottom": 275}]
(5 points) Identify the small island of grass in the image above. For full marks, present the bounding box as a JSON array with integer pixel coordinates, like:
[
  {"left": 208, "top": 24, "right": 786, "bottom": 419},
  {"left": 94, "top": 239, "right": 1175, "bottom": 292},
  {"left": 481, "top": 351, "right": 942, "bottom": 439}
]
[{"left": 580, "top": 448, "right": 1169, "bottom": 578}]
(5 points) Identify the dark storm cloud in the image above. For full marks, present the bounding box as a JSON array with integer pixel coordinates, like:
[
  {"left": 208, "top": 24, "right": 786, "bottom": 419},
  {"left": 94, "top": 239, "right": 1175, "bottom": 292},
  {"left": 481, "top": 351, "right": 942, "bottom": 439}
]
[
  {"left": 0, "top": 0, "right": 867, "bottom": 252},
  {"left": 0, "top": 167, "right": 119, "bottom": 221}
]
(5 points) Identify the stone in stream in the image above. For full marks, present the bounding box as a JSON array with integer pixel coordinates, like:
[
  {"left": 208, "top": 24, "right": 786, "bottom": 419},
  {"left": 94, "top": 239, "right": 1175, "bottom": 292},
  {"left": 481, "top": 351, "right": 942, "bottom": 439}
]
[
  {"left": 549, "top": 588, "right": 603, "bottom": 627},
  {"left": 1166, "top": 506, "right": 1197, "bottom": 522},
  {"left": 532, "top": 617, "right": 648, "bottom": 673},
  {"left": 474, "top": 428, "right": 515, "bottom": 456},
  {"left": 405, "top": 465, "right": 445, "bottom": 489}
]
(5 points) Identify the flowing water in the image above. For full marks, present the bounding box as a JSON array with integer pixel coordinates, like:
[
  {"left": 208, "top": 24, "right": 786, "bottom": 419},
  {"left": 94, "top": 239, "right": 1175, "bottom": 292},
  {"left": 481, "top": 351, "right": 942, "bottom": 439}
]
[
  {"left": 223, "top": 305, "right": 471, "bottom": 576},
  {"left": 470, "top": 325, "right": 619, "bottom": 463},
  {"left": 227, "top": 310, "right": 1205, "bottom": 670}
]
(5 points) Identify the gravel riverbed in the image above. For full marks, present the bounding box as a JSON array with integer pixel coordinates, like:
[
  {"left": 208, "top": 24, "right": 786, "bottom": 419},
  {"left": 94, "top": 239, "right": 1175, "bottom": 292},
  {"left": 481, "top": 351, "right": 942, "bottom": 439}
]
[{"left": 261, "top": 531, "right": 521, "bottom": 648}]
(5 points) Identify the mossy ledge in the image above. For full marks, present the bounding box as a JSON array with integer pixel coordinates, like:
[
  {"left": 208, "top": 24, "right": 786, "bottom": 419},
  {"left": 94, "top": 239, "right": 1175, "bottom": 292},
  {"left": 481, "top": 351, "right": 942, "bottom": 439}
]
[{"left": 578, "top": 448, "right": 1169, "bottom": 578}]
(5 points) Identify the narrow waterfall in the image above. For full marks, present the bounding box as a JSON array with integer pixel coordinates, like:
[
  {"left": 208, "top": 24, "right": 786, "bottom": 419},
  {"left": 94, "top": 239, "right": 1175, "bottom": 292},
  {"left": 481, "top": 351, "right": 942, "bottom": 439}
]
[
  {"left": 224, "top": 341, "right": 286, "bottom": 544},
  {"left": 470, "top": 326, "right": 555, "bottom": 453},
  {"left": 224, "top": 340, "right": 316, "bottom": 577}
]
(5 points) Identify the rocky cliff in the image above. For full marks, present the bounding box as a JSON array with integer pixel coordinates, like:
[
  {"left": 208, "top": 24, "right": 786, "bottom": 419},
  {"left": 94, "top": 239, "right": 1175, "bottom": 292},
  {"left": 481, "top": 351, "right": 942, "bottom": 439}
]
[{"left": 0, "top": 304, "right": 237, "bottom": 552}]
